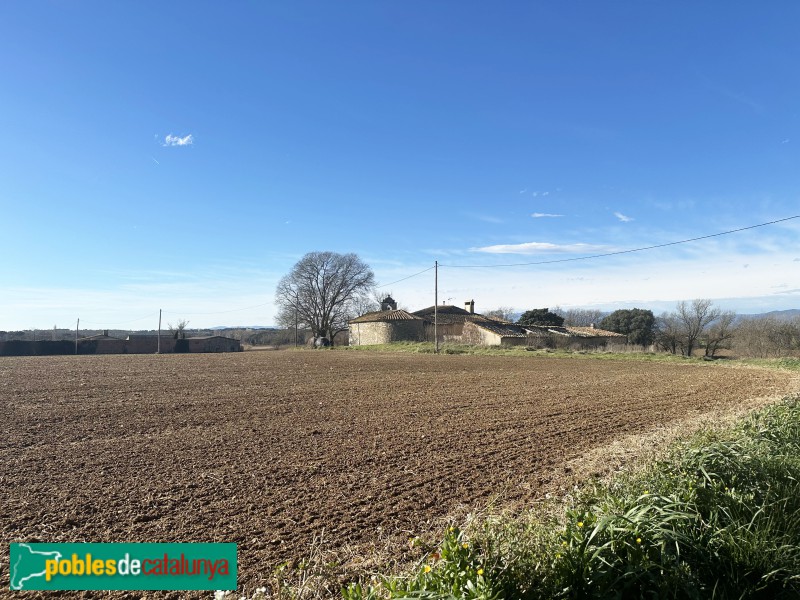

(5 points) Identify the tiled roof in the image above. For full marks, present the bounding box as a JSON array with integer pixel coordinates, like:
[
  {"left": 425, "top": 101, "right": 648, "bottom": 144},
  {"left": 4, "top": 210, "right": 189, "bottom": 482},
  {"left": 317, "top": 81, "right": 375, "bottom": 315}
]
[
  {"left": 413, "top": 305, "right": 472, "bottom": 317},
  {"left": 469, "top": 320, "right": 528, "bottom": 338},
  {"left": 412, "top": 305, "right": 479, "bottom": 324},
  {"left": 349, "top": 309, "right": 424, "bottom": 324},
  {"left": 523, "top": 325, "right": 568, "bottom": 335},
  {"left": 565, "top": 326, "right": 626, "bottom": 338}
]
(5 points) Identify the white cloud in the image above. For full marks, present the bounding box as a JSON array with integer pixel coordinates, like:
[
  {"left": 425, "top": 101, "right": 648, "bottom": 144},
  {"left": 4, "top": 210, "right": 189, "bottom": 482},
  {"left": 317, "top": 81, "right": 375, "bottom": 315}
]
[
  {"left": 531, "top": 213, "right": 564, "bottom": 218},
  {"left": 463, "top": 212, "right": 504, "bottom": 224},
  {"left": 472, "top": 242, "right": 610, "bottom": 255},
  {"left": 614, "top": 211, "right": 633, "bottom": 222},
  {"left": 163, "top": 133, "right": 194, "bottom": 147}
]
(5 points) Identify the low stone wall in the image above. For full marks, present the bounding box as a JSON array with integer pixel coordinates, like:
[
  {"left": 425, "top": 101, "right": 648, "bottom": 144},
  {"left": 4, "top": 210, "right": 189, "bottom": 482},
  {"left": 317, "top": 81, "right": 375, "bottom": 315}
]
[
  {"left": 0, "top": 336, "right": 242, "bottom": 356},
  {"left": 0, "top": 340, "right": 74, "bottom": 356}
]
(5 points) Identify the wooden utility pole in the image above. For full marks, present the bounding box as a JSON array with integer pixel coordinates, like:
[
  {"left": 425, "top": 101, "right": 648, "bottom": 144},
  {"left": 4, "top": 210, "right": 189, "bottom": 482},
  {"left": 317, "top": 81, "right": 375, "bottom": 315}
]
[
  {"left": 157, "top": 309, "right": 162, "bottom": 353},
  {"left": 75, "top": 318, "right": 79, "bottom": 355},
  {"left": 434, "top": 261, "right": 438, "bottom": 354},
  {"left": 294, "top": 306, "right": 298, "bottom": 347}
]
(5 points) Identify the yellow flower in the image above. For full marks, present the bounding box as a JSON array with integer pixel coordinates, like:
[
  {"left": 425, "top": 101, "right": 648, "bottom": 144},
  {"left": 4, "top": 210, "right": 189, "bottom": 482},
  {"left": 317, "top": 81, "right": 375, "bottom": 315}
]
[
  {"left": 561, "top": 541, "right": 567, "bottom": 546},
  {"left": 423, "top": 565, "right": 432, "bottom": 573},
  {"left": 577, "top": 521, "right": 584, "bottom": 528},
  {"left": 477, "top": 568, "right": 484, "bottom": 576},
  {"left": 636, "top": 538, "right": 642, "bottom": 544},
  {"left": 462, "top": 542, "right": 469, "bottom": 548}
]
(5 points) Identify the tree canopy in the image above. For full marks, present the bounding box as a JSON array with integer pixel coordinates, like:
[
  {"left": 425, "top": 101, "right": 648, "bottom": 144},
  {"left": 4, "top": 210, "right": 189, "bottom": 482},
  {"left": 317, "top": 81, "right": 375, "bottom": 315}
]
[
  {"left": 599, "top": 308, "right": 656, "bottom": 346},
  {"left": 517, "top": 308, "right": 565, "bottom": 327},
  {"left": 274, "top": 251, "right": 375, "bottom": 345}
]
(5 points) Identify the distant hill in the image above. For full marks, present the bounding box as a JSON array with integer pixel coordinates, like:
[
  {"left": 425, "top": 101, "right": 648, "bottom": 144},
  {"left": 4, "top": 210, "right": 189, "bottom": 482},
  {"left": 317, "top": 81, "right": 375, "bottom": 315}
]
[
  {"left": 739, "top": 309, "right": 800, "bottom": 321},
  {"left": 209, "top": 325, "right": 276, "bottom": 330}
]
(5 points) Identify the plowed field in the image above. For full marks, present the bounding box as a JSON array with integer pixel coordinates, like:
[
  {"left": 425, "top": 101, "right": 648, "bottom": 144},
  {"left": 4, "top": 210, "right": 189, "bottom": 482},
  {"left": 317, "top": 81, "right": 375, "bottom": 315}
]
[{"left": 1, "top": 351, "right": 794, "bottom": 596}]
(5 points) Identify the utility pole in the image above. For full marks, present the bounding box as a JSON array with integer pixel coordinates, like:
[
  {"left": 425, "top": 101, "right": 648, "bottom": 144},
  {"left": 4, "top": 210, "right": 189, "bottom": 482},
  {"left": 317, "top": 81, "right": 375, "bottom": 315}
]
[
  {"left": 157, "top": 309, "right": 162, "bottom": 353},
  {"left": 434, "top": 261, "right": 438, "bottom": 354},
  {"left": 294, "top": 306, "right": 298, "bottom": 348},
  {"left": 75, "top": 318, "right": 79, "bottom": 355}
]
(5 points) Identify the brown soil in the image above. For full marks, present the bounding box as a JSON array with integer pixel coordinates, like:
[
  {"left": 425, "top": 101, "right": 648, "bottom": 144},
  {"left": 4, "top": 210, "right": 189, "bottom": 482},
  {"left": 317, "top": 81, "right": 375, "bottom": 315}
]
[{"left": 0, "top": 351, "right": 794, "bottom": 597}]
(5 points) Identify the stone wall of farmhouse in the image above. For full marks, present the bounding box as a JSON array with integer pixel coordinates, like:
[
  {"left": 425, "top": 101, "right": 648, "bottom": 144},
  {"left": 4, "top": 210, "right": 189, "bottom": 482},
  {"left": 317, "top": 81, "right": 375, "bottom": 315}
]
[
  {"left": 349, "top": 321, "right": 425, "bottom": 345},
  {"left": 461, "top": 322, "right": 527, "bottom": 346},
  {"left": 460, "top": 322, "right": 493, "bottom": 345},
  {"left": 422, "top": 322, "right": 463, "bottom": 343}
]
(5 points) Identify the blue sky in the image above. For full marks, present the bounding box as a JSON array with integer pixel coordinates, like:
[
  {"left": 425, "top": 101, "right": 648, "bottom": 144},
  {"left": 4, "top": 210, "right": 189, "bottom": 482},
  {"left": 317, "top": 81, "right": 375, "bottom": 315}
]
[{"left": 2, "top": 2, "right": 799, "bottom": 330}]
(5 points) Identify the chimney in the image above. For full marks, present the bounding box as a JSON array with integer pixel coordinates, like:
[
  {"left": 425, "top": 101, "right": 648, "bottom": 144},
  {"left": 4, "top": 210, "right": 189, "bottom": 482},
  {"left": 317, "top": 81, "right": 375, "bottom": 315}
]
[{"left": 465, "top": 299, "right": 475, "bottom": 314}]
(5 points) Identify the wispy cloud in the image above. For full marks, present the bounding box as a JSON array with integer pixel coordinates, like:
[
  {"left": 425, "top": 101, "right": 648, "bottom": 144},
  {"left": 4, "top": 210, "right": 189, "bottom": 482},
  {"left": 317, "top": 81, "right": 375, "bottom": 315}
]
[
  {"left": 705, "top": 81, "right": 763, "bottom": 115},
  {"left": 614, "top": 211, "right": 633, "bottom": 222},
  {"left": 464, "top": 212, "right": 504, "bottom": 224},
  {"left": 472, "top": 242, "right": 610, "bottom": 255},
  {"left": 531, "top": 213, "right": 564, "bottom": 218},
  {"left": 163, "top": 133, "right": 194, "bottom": 147}
]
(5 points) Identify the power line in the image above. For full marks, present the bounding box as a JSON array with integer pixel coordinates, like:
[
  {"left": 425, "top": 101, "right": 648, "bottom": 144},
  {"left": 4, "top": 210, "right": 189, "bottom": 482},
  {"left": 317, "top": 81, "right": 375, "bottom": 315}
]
[
  {"left": 441, "top": 215, "right": 800, "bottom": 269},
  {"left": 376, "top": 265, "right": 436, "bottom": 289}
]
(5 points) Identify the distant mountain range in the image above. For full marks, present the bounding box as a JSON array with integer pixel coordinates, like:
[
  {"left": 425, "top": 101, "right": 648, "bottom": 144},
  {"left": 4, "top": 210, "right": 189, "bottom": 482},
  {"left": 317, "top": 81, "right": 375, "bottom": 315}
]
[
  {"left": 208, "top": 325, "right": 277, "bottom": 330},
  {"left": 739, "top": 309, "right": 800, "bottom": 321}
]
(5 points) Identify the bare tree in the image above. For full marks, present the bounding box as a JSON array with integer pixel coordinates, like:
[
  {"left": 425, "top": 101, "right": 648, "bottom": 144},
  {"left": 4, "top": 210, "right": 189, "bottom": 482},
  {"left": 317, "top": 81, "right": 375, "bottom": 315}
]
[
  {"left": 675, "top": 299, "right": 722, "bottom": 357},
  {"left": 703, "top": 311, "right": 736, "bottom": 357},
  {"left": 482, "top": 306, "right": 516, "bottom": 322},
  {"left": 561, "top": 308, "right": 606, "bottom": 327},
  {"left": 168, "top": 319, "right": 189, "bottom": 340},
  {"left": 655, "top": 312, "right": 682, "bottom": 354},
  {"left": 275, "top": 251, "right": 375, "bottom": 346},
  {"left": 733, "top": 315, "right": 800, "bottom": 358}
]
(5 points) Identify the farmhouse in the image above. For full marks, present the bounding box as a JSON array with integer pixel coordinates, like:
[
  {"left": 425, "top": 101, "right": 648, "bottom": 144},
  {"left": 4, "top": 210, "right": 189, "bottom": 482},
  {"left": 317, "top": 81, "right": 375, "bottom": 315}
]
[{"left": 348, "top": 298, "right": 628, "bottom": 349}]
